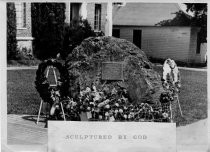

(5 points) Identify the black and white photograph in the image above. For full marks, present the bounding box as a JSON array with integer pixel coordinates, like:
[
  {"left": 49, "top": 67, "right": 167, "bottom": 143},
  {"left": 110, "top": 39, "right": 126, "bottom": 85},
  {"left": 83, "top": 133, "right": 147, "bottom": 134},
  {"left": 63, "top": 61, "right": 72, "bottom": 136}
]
[{"left": 1, "top": 1, "right": 209, "bottom": 152}]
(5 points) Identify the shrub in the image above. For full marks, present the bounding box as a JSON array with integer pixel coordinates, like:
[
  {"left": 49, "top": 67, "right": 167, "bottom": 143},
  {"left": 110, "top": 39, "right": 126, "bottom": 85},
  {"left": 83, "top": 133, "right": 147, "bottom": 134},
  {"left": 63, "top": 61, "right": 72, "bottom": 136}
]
[
  {"left": 31, "top": 3, "right": 66, "bottom": 60},
  {"left": 16, "top": 47, "right": 34, "bottom": 60},
  {"left": 61, "top": 17, "right": 104, "bottom": 59},
  {"left": 7, "top": 3, "right": 17, "bottom": 60}
]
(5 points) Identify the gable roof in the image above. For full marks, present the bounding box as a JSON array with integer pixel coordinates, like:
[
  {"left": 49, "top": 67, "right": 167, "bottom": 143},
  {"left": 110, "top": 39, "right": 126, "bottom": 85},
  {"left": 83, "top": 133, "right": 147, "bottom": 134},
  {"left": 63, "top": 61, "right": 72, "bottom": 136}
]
[{"left": 113, "top": 3, "right": 181, "bottom": 26}]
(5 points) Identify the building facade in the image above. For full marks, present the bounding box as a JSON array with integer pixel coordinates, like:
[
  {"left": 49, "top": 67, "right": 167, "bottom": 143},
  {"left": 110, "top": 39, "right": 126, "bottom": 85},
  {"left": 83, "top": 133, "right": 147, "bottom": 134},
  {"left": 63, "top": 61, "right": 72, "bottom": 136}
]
[
  {"left": 112, "top": 3, "right": 207, "bottom": 64},
  {"left": 14, "top": 2, "right": 112, "bottom": 53},
  {"left": 15, "top": 2, "right": 33, "bottom": 52}
]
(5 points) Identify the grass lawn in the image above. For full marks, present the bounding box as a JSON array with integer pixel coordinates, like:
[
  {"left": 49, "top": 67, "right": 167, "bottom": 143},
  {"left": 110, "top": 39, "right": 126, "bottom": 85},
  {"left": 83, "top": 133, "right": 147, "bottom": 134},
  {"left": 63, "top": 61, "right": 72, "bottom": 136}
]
[{"left": 7, "top": 66, "right": 207, "bottom": 126}]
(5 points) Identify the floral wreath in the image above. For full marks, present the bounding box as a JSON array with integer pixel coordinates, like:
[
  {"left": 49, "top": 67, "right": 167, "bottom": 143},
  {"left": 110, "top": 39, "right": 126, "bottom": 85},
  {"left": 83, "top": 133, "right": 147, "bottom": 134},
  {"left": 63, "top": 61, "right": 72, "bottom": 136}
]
[
  {"left": 162, "top": 58, "right": 181, "bottom": 95},
  {"left": 35, "top": 59, "right": 70, "bottom": 105}
]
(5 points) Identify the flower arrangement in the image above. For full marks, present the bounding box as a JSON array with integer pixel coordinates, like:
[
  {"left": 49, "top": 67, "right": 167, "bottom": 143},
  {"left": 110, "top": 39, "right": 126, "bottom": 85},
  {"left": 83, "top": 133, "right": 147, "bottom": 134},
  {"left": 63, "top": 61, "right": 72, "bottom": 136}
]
[
  {"left": 58, "top": 84, "right": 170, "bottom": 122},
  {"left": 35, "top": 59, "right": 70, "bottom": 106}
]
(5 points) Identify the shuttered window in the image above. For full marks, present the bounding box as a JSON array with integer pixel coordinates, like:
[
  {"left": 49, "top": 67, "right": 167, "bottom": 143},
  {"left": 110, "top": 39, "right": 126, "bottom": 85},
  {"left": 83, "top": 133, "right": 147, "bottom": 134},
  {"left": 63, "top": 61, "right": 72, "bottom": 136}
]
[{"left": 94, "top": 4, "right": 101, "bottom": 31}]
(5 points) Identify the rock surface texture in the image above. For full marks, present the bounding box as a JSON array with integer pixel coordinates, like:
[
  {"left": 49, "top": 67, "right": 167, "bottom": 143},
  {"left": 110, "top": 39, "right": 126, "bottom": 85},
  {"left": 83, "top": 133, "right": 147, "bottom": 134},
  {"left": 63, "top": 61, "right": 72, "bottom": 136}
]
[{"left": 65, "top": 36, "right": 164, "bottom": 104}]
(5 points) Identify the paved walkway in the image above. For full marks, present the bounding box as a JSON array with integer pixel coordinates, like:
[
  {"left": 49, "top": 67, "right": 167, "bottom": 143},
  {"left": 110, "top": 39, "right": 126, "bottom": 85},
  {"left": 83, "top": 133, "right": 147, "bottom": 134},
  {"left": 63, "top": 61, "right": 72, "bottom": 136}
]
[
  {"left": 7, "top": 114, "right": 47, "bottom": 145},
  {"left": 6, "top": 114, "right": 209, "bottom": 151},
  {"left": 176, "top": 119, "right": 209, "bottom": 152}
]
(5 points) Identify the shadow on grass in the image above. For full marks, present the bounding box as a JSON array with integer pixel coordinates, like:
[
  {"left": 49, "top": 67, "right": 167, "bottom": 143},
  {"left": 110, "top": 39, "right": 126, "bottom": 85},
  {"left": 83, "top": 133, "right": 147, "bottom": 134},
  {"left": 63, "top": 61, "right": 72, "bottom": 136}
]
[{"left": 22, "top": 115, "right": 47, "bottom": 124}]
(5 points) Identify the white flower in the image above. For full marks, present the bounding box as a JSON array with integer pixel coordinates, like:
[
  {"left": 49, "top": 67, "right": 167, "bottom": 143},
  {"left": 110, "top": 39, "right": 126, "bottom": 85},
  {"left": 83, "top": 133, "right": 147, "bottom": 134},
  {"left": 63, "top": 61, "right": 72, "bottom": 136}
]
[
  {"left": 124, "top": 114, "right": 127, "bottom": 119},
  {"left": 93, "top": 92, "right": 101, "bottom": 101},
  {"left": 105, "top": 104, "right": 110, "bottom": 109},
  {"left": 104, "top": 99, "right": 110, "bottom": 104},
  {"left": 86, "top": 87, "right": 91, "bottom": 93},
  {"left": 119, "top": 109, "right": 123, "bottom": 113},
  {"left": 162, "top": 112, "right": 169, "bottom": 118},
  {"left": 92, "top": 85, "right": 97, "bottom": 92},
  {"left": 115, "top": 103, "right": 119, "bottom": 107},
  {"left": 115, "top": 109, "right": 119, "bottom": 113},
  {"left": 105, "top": 112, "right": 109, "bottom": 117},
  {"left": 99, "top": 115, "right": 103, "bottom": 120}
]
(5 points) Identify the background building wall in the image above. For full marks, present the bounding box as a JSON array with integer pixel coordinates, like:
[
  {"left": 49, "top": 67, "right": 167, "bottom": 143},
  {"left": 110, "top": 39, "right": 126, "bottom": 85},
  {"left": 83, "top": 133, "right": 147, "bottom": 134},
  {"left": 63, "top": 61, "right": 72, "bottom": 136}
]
[
  {"left": 16, "top": 3, "right": 32, "bottom": 38},
  {"left": 86, "top": 3, "right": 107, "bottom": 33},
  {"left": 189, "top": 27, "right": 206, "bottom": 64},
  {"left": 114, "top": 26, "right": 192, "bottom": 63},
  {"left": 16, "top": 2, "right": 33, "bottom": 51}
]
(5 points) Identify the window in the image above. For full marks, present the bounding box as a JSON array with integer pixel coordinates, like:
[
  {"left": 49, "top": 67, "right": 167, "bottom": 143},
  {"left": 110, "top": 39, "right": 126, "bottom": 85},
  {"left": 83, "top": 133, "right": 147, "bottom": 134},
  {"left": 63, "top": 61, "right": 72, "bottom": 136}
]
[
  {"left": 16, "top": 2, "right": 26, "bottom": 28},
  {"left": 70, "top": 3, "right": 81, "bottom": 21},
  {"left": 94, "top": 4, "right": 101, "bottom": 31},
  {"left": 112, "top": 29, "right": 120, "bottom": 38},
  {"left": 133, "top": 30, "right": 142, "bottom": 49}
]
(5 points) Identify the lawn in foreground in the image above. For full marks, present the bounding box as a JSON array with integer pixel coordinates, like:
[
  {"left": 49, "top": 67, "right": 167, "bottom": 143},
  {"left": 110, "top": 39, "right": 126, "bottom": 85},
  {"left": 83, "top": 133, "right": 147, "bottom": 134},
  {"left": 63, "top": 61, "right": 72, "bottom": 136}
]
[{"left": 7, "top": 66, "right": 207, "bottom": 126}]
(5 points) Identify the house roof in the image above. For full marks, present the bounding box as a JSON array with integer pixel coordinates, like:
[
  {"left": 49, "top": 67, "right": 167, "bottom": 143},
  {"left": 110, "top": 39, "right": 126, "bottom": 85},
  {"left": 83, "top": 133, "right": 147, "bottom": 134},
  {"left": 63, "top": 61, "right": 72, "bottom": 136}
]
[{"left": 113, "top": 3, "right": 181, "bottom": 26}]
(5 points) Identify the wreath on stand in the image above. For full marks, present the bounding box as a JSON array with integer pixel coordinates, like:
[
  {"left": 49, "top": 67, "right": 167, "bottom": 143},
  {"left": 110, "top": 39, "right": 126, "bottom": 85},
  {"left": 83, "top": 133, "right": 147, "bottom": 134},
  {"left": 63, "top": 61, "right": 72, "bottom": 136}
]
[
  {"left": 35, "top": 59, "right": 81, "bottom": 120},
  {"left": 35, "top": 59, "right": 70, "bottom": 105},
  {"left": 160, "top": 58, "right": 182, "bottom": 122}
]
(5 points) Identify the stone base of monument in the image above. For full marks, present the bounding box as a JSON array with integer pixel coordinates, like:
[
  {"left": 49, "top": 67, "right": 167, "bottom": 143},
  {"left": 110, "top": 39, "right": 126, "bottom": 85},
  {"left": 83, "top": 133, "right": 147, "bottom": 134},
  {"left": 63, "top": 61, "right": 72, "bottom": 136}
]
[{"left": 48, "top": 121, "right": 176, "bottom": 152}]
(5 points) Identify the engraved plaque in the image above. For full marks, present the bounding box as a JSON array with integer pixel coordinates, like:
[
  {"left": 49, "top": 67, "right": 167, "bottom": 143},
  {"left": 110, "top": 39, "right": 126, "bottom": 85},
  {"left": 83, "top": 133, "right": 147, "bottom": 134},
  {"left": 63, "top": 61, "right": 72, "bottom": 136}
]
[{"left": 102, "top": 62, "right": 124, "bottom": 80}]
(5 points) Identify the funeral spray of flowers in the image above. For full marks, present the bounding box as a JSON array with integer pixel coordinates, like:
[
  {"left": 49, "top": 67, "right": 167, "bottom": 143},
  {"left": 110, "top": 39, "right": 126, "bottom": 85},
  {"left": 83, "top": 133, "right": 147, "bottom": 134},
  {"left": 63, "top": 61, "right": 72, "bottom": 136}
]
[{"left": 57, "top": 83, "right": 170, "bottom": 122}]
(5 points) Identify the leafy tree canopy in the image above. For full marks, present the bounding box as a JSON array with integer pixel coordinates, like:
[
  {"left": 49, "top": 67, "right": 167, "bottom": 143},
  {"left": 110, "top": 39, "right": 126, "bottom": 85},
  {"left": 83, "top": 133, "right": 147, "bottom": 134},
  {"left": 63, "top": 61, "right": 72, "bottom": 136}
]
[{"left": 156, "top": 3, "right": 207, "bottom": 42}]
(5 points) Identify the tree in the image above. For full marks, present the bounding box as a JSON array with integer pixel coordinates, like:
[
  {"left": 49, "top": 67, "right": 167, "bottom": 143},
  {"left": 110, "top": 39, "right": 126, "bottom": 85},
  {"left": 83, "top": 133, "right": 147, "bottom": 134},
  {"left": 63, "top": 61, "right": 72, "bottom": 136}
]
[
  {"left": 7, "top": 3, "right": 17, "bottom": 60},
  {"left": 185, "top": 3, "right": 207, "bottom": 43},
  {"left": 156, "top": 11, "right": 191, "bottom": 26},
  {"left": 61, "top": 17, "right": 102, "bottom": 59},
  {"left": 31, "top": 3, "right": 66, "bottom": 60},
  {"left": 156, "top": 3, "right": 207, "bottom": 42},
  {"left": 185, "top": 3, "right": 207, "bottom": 17}
]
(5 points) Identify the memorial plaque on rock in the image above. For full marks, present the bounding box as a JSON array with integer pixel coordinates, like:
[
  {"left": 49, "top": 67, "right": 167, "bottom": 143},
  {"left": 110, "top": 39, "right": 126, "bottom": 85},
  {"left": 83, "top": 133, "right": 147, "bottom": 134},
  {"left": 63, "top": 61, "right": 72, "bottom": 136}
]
[{"left": 101, "top": 62, "right": 124, "bottom": 80}]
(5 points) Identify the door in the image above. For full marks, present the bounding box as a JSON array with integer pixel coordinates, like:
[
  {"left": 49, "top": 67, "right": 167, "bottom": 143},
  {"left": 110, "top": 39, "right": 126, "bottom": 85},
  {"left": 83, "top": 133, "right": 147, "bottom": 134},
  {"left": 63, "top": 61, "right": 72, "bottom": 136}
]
[
  {"left": 112, "top": 29, "right": 120, "bottom": 38},
  {"left": 133, "top": 30, "right": 142, "bottom": 49}
]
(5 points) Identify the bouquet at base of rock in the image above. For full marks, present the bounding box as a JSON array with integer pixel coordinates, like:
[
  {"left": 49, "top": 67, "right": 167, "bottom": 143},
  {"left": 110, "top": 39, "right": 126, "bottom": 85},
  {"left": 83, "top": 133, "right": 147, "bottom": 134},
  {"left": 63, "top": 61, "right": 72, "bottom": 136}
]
[
  {"left": 49, "top": 88, "right": 62, "bottom": 120},
  {"left": 78, "top": 85, "right": 135, "bottom": 121},
  {"left": 48, "top": 87, "right": 80, "bottom": 121},
  {"left": 63, "top": 98, "right": 81, "bottom": 121},
  {"left": 78, "top": 85, "right": 164, "bottom": 122},
  {"left": 133, "top": 103, "right": 154, "bottom": 121},
  {"left": 159, "top": 92, "right": 173, "bottom": 122}
]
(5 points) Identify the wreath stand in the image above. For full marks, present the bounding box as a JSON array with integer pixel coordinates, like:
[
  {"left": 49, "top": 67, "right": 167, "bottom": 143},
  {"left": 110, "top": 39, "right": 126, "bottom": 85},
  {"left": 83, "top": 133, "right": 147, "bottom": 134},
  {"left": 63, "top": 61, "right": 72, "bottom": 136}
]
[
  {"left": 174, "top": 94, "right": 183, "bottom": 116},
  {"left": 36, "top": 66, "right": 66, "bottom": 124},
  {"left": 163, "top": 59, "right": 183, "bottom": 122},
  {"left": 169, "top": 94, "right": 183, "bottom": 123}
]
